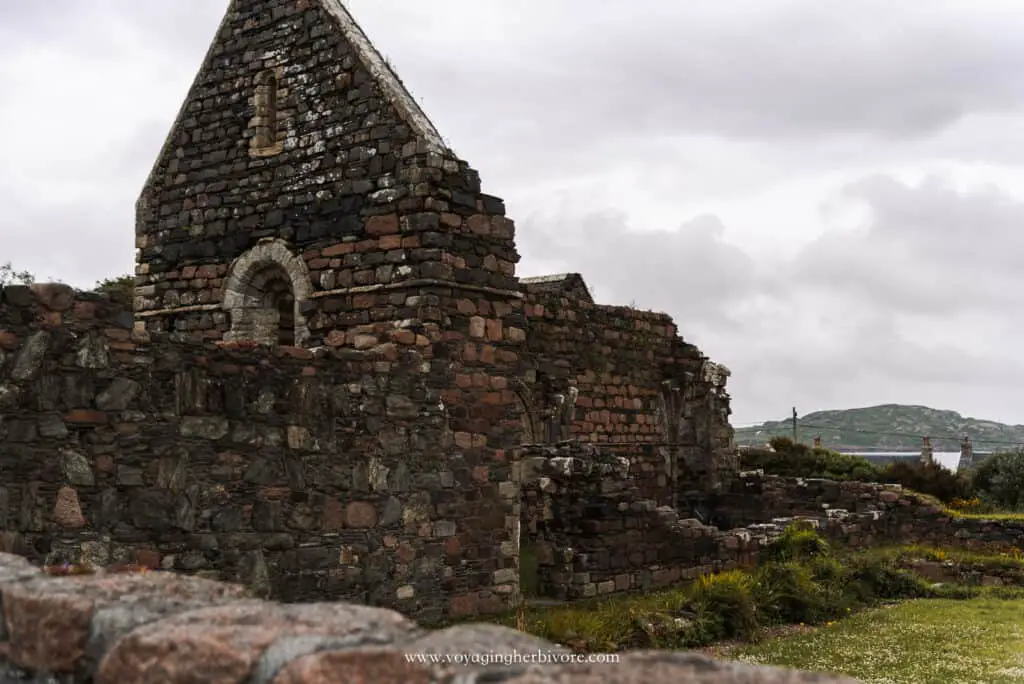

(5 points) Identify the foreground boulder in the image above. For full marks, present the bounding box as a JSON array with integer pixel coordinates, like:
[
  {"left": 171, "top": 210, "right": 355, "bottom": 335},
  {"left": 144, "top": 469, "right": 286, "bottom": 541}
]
[{"left": 0, "top": 554, "right": 857, "bottom": 683}]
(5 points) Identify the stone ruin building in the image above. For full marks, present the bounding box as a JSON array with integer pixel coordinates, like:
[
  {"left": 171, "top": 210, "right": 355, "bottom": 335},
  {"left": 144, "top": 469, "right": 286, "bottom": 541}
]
[{"left": 0, "top": 0, "right": 738, "bottom": 623}]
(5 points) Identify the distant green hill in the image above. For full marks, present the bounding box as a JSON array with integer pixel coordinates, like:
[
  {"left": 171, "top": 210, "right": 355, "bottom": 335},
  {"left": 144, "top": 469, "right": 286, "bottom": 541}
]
[{"left": 734, "top": 404, "right": 1024, "bottom": 452}]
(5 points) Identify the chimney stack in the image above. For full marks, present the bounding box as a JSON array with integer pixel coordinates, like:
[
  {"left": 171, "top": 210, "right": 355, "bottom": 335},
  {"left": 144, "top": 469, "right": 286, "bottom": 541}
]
[
  {"left": 920, "top": 436, "right": 934, "bottom": 465},
  {"left": 956, "top": 436, "right": 974, "bottom": 473}
]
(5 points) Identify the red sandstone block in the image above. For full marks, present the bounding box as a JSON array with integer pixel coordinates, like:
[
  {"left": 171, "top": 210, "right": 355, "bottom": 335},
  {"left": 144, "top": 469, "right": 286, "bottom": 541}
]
[
  {"left": 259, "top": 487, "right": 291, "bottom": 500},
  {"left": 449, "top": 593, "right": 479, "bottom": 617},
  {"left": 135, "top": 550, "right": 161, "bottom": 570},
  {"left": 466, "top": 215, "right": 490, "bottom": 236},
  {"left": 366, "top": 214, "right": 400, "bottom": 235},
  {"left": 323, "top": 498, "right": 345, "bottom": 531},
  {"left": 322, "top": 243, "right": 354, "bottom": 257},
  {"left": 278, "top": 346, "right": 313, "bottom": 360},
  {"left": 352, "top": 294, "right": 375, "bottom": 309},
  {"left": 444, "top": 537, "right": 462, "bottom": 557},
  {"left": 379, "top": 234, "right": 402, "bottom": 249},
  {"left": 37, "top": 311, "right": 62, "bottom": 329},
  {"left": 392, "top": 330, "right": 416, "bottom": 345},
  {"left": 346, "top": 502, "right": 377, "bottom": 528},
  {"left": 63, "top": 410, "right": 108, "bottom": 426}
]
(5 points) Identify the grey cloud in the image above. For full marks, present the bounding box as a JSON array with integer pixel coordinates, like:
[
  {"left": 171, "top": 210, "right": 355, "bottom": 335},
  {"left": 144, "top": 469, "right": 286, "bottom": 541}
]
[
  {"left": 792, "top": 175, "right": 1024, "bottom": 314},
  {"left": 518, "top": 173, "right": 1024, "bottom": 423},
  {"left": 517, "top": 210, "right": 761, "bottom": 331},
  {"left": 350, "top": 0, "right": 1024, "bottom": 150},
  {"left": 0, "top": 0, "right": 225, "bottom": 57},
  {"left": 3, "top": 190, "right": 134, "bottom": 287}
]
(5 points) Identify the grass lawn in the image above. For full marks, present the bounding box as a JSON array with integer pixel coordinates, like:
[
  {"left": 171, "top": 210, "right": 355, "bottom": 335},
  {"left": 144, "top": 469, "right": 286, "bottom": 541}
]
[{"left": 725, "top": 599, "right": 1024, "bottom": 683}]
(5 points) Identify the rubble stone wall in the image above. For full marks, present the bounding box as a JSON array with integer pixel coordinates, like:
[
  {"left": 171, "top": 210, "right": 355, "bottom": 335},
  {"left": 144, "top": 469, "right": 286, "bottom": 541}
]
[
  {"left": 715, "top": 472, "right": 1024, "bottom": 552},
  {"left": 517, "top": 445, "right": 1024, "bottom": 602},
  {"left": 0, "top": 284, "right": 517, "bottom": 624},
  {"left": 521, "top": 294, "right": 735, "bottom": 507},
  {"left": 517, "top": 444, "right": 758, "bottom": 601}
]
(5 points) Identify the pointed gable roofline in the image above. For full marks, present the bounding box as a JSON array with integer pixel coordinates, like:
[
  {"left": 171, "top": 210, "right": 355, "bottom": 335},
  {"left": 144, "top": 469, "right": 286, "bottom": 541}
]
[
  {"left": 137, "top": 0, "right": 449, "bottom": 222},
  {"left": 320, "top": 0, "right": 447, "bottom": 152},
  {"left": 520, "top": 273, "right": 595, "bottom": 305}
]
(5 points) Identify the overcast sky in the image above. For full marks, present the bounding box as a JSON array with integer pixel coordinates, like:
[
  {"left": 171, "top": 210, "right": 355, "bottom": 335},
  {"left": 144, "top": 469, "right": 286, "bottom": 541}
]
[{"left": 4, "top": 0, "right": 1024, "bottom": 429}]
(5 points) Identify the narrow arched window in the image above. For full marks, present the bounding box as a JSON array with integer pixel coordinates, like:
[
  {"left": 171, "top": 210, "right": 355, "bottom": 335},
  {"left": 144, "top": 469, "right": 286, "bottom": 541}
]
[
  {"left": 262, "top": 72, "right": 278, "bottom": 145},
  {"left": 251, "top": 69, "right": 283, "bottom": 157}
]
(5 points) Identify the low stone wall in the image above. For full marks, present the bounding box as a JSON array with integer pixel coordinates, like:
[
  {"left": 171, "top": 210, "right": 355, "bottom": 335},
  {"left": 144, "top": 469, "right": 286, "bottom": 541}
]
[
  {"left": 716, "top": 472, "right": 1024, "bottom": 552},
  {"left": 518, "top": 449, "right": 1024, "bottom": 603},
  {"left": 518, "top": 445, "right": 762, "bottom": 600},
  {"left": 0, "top": 553, "right": 855, "bottom": 683}
]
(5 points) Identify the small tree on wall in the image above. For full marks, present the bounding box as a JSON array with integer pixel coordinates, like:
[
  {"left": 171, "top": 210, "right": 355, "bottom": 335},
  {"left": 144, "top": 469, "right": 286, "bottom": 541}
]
[
  {"left": 93, "top": 274, "right": 134, "bottom": 300},
  {"left": 0, "top": 262, "right": 34, "bottom": 286},
  {"left": 0, "top": 263, "right": 132, "bottom": 298}
]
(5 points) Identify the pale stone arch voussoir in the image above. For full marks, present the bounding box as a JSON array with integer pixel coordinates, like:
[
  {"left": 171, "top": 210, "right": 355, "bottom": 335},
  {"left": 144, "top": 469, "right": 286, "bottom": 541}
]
[{"left": 222, "top": 239, "right": 314, "bottom": 347}]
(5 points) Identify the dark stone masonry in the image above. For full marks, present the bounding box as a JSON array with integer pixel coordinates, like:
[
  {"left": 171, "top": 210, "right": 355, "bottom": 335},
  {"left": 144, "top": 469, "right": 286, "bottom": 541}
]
[
  {"left": 0, "top": 0, "right": 735, "bottom": 625},
  {"left": 1, "top": 0, "right": 1021, "bottom": 681}
]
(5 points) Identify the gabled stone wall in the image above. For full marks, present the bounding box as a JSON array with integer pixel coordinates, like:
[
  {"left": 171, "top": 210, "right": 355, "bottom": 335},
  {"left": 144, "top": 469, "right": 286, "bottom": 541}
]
[{"left": 134, "top": 0, "right": 520, "bottom": 349}]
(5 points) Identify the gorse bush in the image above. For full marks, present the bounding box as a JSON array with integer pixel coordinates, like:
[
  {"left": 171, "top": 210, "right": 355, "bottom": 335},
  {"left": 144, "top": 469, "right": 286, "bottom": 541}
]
[
  {"left": 883, "top": 460, "right": 973, "bottom": 504},
  {"left": 764, "top": 522, "right": 830, "bottom": 563},
  {"left": 742, "top": 437, "right": 975, "bottom": 504},
  {"left": 687, "top": 570, "right": 758, "bottom": 641},
  {"left": 971, "top": 450, "right": 1024, "bottom": 511},
  {"left": 753, "top": 561, "right": 830, "bottom": 625},
  {"left": 845, "top": 554, "right": 932, "bottom": 601}
]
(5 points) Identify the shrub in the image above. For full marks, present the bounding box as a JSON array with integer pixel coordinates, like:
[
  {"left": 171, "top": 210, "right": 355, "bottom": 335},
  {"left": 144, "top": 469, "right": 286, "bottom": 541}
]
[
  {"left": 741, "top": 438, "right": 884, "bottom": 482},
  {"left": 880, "top": 460, "right": 973, "bottom": 504},
  {"left": 687, "top": 570, "right": 759, "bottom": 641},
  {"left": 743, "top": 438, "right": 976, "bottom": 504},
  {"left": 765, "top": 523, "right": 831, "bottom": 563},
  {"left": 972, "top": 450, "right": 1024, "bottom": 511},
  {"left": 846, "top": 555, "right": 932, "bottom": 600},
  {"left": 753, "top": 561, "right": 831, "bottom": 624}
]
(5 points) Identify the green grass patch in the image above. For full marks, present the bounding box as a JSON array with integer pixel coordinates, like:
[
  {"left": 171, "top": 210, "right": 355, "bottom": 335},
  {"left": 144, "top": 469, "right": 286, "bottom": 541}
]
[
  {"left": 943, "top": 508, "right": 1024, "bottom": 522},
  {"left": 494, "top": 528, "right": 1024, "bottom": 654},
  {"left": 728, "top": 598, "right": 1024, "bottom": 683},
  {"left": 878, "top": 544, "right": 1024, "bottom": 571}
]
